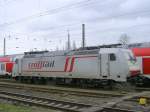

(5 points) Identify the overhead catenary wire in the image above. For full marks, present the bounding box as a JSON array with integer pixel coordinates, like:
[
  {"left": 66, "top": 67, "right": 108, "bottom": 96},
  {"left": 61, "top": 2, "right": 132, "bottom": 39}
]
[
  {"left": 5, "top": 22, "right": 150, "bottom": 41},
  {"left": 3, "top": 9, "right": 150, "bottom": 40},
  {"left": 0, "top": 0, "right": 149, "bottom": 30},
  {"left": 89, "top": 9, "right": 150, "bottom": 22},
  {"left": 2, "top": 0, "right": 149, "bottom": 28},
  {"left": 0, "top": 0, "right": 96, "bottom": 27},
  {"left": 2, "top": 22, "right": 150, "bottom": 55},
  {"left": 0, "top": 0, "right": 149, "bottom": 52}
]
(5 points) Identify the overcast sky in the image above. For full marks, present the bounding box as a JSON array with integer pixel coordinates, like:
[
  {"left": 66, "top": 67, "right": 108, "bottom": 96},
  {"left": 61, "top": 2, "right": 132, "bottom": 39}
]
[{"left": 0, "top": 0, "right": 150, "bottom": 55}]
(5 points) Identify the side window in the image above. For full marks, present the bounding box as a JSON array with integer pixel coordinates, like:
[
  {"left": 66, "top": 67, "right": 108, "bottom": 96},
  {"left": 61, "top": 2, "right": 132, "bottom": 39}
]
[{"left": 109, "top": 53, "right": 116, "bottom": 61}]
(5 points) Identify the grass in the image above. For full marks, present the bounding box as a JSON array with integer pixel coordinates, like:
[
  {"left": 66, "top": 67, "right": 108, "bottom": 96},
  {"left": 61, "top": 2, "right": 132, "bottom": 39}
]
[
  {"left": 0, "top": 103, "right": 59, "bottom": 112},
  {"left": 0, "top": 103, "right": 33, "bottom": 112}
]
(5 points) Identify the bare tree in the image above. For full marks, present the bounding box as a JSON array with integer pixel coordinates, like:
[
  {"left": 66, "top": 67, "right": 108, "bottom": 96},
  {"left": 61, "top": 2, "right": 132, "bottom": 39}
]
[{"left": 119, "top": 33, "right": 130, "bottom": 45}]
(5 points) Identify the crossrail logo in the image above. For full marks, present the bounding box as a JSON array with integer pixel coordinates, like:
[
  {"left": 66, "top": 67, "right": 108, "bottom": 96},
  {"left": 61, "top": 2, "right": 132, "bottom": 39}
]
[{"left": 28, "top": 61, "right": 55, "bottom": 69}]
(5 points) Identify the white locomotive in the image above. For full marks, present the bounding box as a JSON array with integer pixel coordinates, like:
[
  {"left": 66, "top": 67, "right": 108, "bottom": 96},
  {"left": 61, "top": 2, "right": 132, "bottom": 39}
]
[{"left": 12, "top": 48, "right": 140, "bottom": 86}]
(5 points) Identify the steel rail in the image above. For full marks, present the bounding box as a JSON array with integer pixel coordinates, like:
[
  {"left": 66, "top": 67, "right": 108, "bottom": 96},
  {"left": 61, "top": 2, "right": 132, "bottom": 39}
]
[
  {"left": 0, "top": 90, "right": 92, "bottom": 112},
  {"left": 135, "top": 87, "right": 150, "bottom": 91},
  {"left": 0, "top": 90, "right": 142, "bottom": 112},
  {"left": 83, "top": 91, "right": 150, "bottom": 112},
  {"left": 100, "top": 107, "right": 137, "bottom": 112},
  {"left": 0, "top": 82, "right": 126, "bottom": 98}
]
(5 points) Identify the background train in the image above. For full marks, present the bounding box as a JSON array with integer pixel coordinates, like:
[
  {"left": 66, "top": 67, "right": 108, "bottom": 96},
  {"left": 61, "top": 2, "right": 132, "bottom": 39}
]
[
  {"left": 0, "top": 56, "right": 14, "bottom": 77},
  {"left": 131, "top": 48, "right": 150, "bottom": 85},
  {"left": 0, "top": 54, "right": 23, "bottom": 77},
  {"left": 11, "top": 48, "right": 140, "bottom": 87}
]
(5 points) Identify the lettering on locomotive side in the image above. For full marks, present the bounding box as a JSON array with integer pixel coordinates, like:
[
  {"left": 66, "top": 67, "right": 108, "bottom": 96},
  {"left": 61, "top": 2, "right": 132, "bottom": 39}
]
[{"left": 28, "top": 61, "right": 55, "bottom": 69}]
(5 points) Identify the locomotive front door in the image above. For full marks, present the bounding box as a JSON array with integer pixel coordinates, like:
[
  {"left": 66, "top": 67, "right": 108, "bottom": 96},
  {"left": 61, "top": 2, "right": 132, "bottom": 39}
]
[
  {"left": 0, "top": 63, "right": 5, "bottom": 74},
  {"left": 100, "top": 54, "right": 110, "bottom": 77}
]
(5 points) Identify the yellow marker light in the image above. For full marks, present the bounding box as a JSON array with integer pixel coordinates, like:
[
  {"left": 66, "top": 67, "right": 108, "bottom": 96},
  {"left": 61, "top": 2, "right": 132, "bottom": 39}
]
[{"left": 139, "top": 97, "right": 147, "bottom": 105}]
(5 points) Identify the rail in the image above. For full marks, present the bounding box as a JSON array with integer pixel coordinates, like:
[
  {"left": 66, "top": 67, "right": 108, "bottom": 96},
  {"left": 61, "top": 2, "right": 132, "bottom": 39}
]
[
  {"left": 0, "top": 90, "right": 92, "bottom": 112},
  {"left": 0, "top": 81, "right": 126, "bottom": 98},
  {"left": 100, "top": 107, "right": 137, "bottom": 112}
]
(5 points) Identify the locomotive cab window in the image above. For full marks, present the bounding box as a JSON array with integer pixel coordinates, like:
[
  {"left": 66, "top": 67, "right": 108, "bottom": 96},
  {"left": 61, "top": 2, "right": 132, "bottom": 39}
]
[{"left": 109, "top": 53, "right": 116, "bottom": 61}]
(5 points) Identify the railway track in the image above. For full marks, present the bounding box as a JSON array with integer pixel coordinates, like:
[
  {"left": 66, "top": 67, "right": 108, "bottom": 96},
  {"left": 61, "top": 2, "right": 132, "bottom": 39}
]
[
  {"left": 0, "top": 79, "right": 149, "bottom": 112},
  {"left": 100, "top": 107, "right": 137, "bottom": 112},
  {"left": 0, "top": 90, "right": 93, "bottom": 112},
  {"left": 0, "top": 90, "right": 146, "bottom": 112},
  {"left": 0, "top": 81, "right": 149, "bottom": 111},
  {"left": 135, "top": 87, "right": 150, "bottom": 91},
  {"left": 0, "top": 81, "right": 126, "bottom": 98},
  {"left": 1, "top": 78, "right": 150, "bottom": 92},
  {"left": 1, "top": 78, "right": 149, "bottom": 94},
  {"left": 82, "top": 91, "right": 150, "bottom": 112}
]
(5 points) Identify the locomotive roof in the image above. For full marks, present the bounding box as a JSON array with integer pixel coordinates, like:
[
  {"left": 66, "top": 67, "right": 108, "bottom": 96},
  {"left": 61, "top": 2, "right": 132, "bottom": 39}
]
[
  {"left": 24, "top": 51, "right": 49, "bottom": 55},
  {"left": 77, "top": 43, "right": 121, "bottom": 50},
  {"left": 24, "top": 49, "right": 100, "bottom": 58},
  {"left": 23, "top": 44, "right": 123, "bottom": 58},
  {"left": 24, "top": 50, "right": 68, "bottom": 58}
]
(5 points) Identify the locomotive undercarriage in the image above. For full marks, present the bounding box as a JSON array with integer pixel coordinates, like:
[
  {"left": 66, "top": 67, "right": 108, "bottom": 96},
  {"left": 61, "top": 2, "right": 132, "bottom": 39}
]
[
  {"left": 14, "top": 76, "right": 117, "bottom": 89},
  {"left": 13, "top": 75, "right": 150, "bottom": 90},
  {"left": 128, "top": 75, "right": 150, "bottom": 87}
]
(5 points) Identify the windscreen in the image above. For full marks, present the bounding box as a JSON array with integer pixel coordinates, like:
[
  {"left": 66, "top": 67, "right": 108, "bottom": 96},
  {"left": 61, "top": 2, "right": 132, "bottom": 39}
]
[{"left": 125, "top": 51, "right": 136, "bottom": 62}]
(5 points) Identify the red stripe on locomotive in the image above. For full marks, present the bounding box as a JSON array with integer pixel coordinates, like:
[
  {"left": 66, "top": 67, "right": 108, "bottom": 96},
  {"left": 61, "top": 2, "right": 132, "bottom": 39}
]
[
  {"left": 69, "top": 57, "right": 75, "bottom": 72},
  {"left": 64, "top": 57, "right": 70, "bottom": 72}
]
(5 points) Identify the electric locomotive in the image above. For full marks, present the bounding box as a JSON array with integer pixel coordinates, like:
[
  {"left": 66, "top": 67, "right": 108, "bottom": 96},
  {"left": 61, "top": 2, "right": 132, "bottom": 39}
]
[{"left": 12, "top": 48, "right": 140, "bottom": 87}]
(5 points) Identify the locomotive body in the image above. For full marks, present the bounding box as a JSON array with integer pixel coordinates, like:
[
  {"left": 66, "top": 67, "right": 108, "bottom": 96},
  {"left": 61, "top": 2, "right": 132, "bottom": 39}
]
[{"left": 12, "top": 48, "right": 139, "bottom": 85}]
